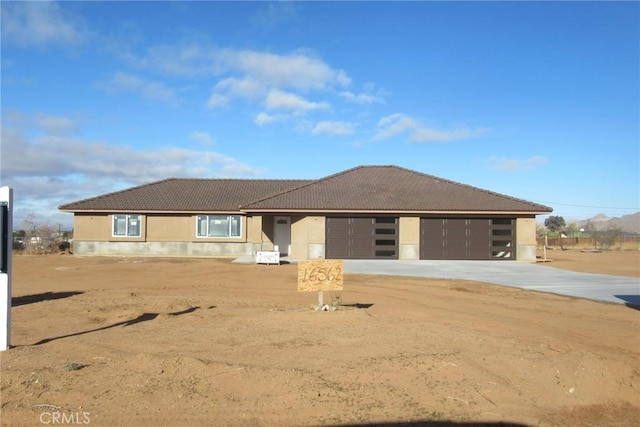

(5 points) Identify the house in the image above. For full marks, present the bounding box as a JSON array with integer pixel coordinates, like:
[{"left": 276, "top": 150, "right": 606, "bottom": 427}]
[{"left": 58, "top": 165, "right": 552, "bottom": 261}]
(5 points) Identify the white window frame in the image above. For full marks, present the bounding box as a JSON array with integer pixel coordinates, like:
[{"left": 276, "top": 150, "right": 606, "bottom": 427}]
[
  {"left": 112, "top": 214, "right": 142, "bottom": 237},
  {"left": 196, "top": 215, "right": 242, "bottom": 238}
]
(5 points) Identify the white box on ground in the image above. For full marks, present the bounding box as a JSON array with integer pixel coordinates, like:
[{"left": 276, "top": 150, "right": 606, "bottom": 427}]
[{"left": 255, "top": 250, "right": 280, "bottom": 265}]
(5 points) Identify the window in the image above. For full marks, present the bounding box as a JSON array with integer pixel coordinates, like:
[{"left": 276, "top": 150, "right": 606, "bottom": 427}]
[
  {"left": 197, "top": 215, "right": 241, "bottom": 238},
  {"left": 375, "top": 217, "right": 396, "bottom": 224},
  {"left": 376, "top": 228, "right": 396, "bottom": 235},
  {"left": 492, "top": 218, "right": 512, "bottom": 225},
  {"left": 113, "top": 214, "right": 141, "bottom": 237}
]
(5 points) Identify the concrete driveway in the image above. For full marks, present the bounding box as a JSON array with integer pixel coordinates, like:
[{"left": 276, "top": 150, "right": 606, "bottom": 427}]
[{"left": 342, "top": 260, "right": 640, "bottom": 306}]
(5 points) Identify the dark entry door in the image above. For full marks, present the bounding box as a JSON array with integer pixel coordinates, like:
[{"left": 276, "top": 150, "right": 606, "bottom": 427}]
[{"left": 326, "top": 217, "right": 398, "bottom": 259}]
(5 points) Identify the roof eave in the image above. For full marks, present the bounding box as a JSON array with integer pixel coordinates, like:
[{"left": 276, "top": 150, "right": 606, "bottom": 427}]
[
  {"left": 240, "top": 208, "right": 553, "bottom": 215},
  {"left": 59, "top": 209, "right": 244, "bottom": 214}
]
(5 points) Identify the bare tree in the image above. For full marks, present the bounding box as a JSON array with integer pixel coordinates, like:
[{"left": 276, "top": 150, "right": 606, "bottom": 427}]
[{"left": 21, "top": 213, "right": 55, "bottom": 254}]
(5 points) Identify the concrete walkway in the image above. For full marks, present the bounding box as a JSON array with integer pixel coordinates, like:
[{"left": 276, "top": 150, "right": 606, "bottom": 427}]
[
  {"left": 341, "top": 260, "right": 640, "bottom": 306},
  {"left": 235, "top": 256, "right": 639, "bottom": 305}
]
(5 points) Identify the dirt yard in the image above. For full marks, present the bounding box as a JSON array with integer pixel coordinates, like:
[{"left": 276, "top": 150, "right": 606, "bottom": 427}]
[{"left": 1, "top": 250, "right": 639, "bottom": 426}]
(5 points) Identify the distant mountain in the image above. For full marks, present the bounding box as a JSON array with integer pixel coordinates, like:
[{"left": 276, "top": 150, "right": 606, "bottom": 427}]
[{"left": 571, "top": 212, "right": 640, "bottom": 234}]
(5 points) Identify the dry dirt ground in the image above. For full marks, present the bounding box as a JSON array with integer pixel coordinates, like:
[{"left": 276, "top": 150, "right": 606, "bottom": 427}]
[{"left": 1, "top": 251, "right": 639, "bottom": 427}]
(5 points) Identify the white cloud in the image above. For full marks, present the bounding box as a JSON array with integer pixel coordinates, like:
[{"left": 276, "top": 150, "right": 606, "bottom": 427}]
[
  {"left": 118, "top": 44, "right": 222, "bottom": 77},
  {"left": 2, "top": 120, "right": 258, "bottom": 182},
  {"left": 1, "top": 1, "right": 83, "bottom": 47},
  {"left": 96, "top": 72, "right": 179, "bottom": 104},
  {"left": 339, "top": 83, "right": 386, "bottom": 104},
  {"left": 190, "top": 131, "right": 215, "bottom": 147},
  {"left": 1, "top": 112, "right": 263, "bottom": 227},
  {"left": 116, "top": 43, "right": 364, "bottom": 130},
  {"left": 373, "top": 113, "right": 418, "bottom": 141},
  {"left": 312, "top": 121, "right": 355, "bottom": 136},
  {"left": 251, "top": 1, "right": 298, "bottom": 30},
  {"left": 224, "top": 49, "right": 350, "bottom": 91},
  {"left": 409, "top": 127, "right": 490, "bottom": 143},
  {"left": 373, "top": 113, "right": 489, "bottom": 143},
  {"left": 33, "top": 112, "right": 78, "bottom": 136},
  {"left": 487, "top": 155, "right": 548, "bottom": 171},
  {"left": 173, "top": 48, "right": 351, "bottom": 112},
  {"left": 125, "top": 44, "right": 350, "bottom": 91},
  {"left": 264, "top": 89, "right": 328, "bottom": 112},
  {"left": 340, "top": 91, "right": 383, "bottom": 104},
  {"left": 207, "top": 93, "right": 229, "bottom": 109},
  {"left": 214, "top": 77, "right": 265, "bottom": 99},
  {"left": 254, "top": 112, "right": 276, "bottom": 126}
]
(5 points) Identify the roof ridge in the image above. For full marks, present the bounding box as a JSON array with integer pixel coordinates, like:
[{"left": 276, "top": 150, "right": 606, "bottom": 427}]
[
  {"left": 239, "top": 178, "right": 325, "bottom": 208},
  {"left": 239, "top": 165, "right": 421, "bottom": 209},
  {"left": 169, "top": 177, "right": 311, "bottom": 182},
  {"left": 239, "top": 165, "right": 382, "bottom": 208}
]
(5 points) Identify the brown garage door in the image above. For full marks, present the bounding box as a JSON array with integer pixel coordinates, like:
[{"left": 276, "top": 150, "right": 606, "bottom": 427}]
[
  {"left": 420, "top": 218, "right": 515, "bottom": 260},
  {"left": 326, "top": 217, "right": 398, "bottom": 259}
]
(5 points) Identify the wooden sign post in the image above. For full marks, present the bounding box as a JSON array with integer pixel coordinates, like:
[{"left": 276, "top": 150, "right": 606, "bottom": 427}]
[{"left": 297, "top": 260, "right": 343, "bottom": 310}]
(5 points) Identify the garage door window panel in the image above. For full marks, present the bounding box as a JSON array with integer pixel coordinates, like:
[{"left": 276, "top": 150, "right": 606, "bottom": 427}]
[
  {"left": 376, "top": 228, "right": 396, "bottom": 235},
  {"left": 421, "top": 217, "right": 515, "bottom": 260},
  {"left": 326, "top": 217, "right": 398, "bottom": 259}
]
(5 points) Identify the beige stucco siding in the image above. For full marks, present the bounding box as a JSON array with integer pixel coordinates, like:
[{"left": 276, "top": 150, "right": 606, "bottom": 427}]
[
  {"left": 516, "top": 216, "right": 537, "bottom": 261},
  {"left": 74, "top": 214, "right": 111, "bottom": 241},
  {"left": 74, "top": 213, "right": 145, "bottom": 242},
  {"left": 146, "top": 215, "right": 192, "bottom": 241},
  {"left": 75, "top": 213, "right": 249, "bottom": 243},
  {"left": 398, "top": 216, "right": 420, "bottom": 260},
  {"left": 290, "top": 216, "right": 325, "bottom": 259},
  {"left": 246, "top": 215, "right": 262, "bottom": 245},
  {"left": 73, "top": 214, "right": 147, "bottom": 242}
]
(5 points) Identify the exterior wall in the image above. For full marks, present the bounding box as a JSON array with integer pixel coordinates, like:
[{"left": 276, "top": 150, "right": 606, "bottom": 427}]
[
  {"left": 290, "top": 216, "right": 326, "bottom": 259},
  {"left": 72, "top": 213, "right": 256, "bottom": 257},
  {"left": 74, "top": 213, "right": 115, "bottom": 241},
  {"left": 73, "top": 212, "right": 541, "bottom": 262},
  {"left": 247, "top": 215, "right": 266, "bottom": 249},
  {"left": 398, "top": 216, "right": 420, "bottom": 260},
  {"left": 146, "top": 215, "right": 192, "bottom": 241},
  {"left": 73, "top": 241, "right": 255, "bottom": 257},
  {"left": 516, "top": 216, "right": 537, "bottom": 262}
]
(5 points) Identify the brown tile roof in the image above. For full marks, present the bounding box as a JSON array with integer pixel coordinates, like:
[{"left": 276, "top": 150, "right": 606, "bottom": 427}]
[
  {"left": 58, "top": 178, "right": 312, "bottom": 212},
  {"left": 241, "top": 165, "right": 552, "bottom": 213},
  {"left": 59, "top": 165, "right": 552, "bottom": 213}
]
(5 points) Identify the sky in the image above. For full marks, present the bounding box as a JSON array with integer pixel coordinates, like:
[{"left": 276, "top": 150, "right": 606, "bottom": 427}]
[{"left": 1, "top": 1, "right": 639, "bottom": 230}]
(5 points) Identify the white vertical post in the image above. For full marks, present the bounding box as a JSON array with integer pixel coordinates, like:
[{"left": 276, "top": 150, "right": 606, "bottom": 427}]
[{"left": 1, "top": 186, "right": 13, "bottom": 351}]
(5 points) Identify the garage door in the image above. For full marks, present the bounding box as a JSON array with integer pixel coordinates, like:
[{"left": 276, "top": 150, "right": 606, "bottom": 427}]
[
  {"left": 420, "top": 218, "right": 515, "bottom": 260},
  {"left": 326, "top": 217, "right": 398, "bottom": 259}
]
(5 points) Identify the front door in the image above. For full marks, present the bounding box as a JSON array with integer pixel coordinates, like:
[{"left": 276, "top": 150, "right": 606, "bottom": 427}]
[{"left": 273, "top": 216, "right": 291, "bottom": 255}]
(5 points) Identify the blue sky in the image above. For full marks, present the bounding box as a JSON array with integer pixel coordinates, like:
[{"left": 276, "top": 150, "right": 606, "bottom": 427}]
[{"left": 1, "top": 1, "right": 638, "bottom": 230}]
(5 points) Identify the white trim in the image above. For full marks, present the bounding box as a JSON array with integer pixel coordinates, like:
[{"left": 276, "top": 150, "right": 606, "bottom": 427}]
[
  {"left": 195, "top": 214, "right": 243, "bottom": 239},
  {"left": 112, "top": 214, "right": 142, "bottom": 238}
]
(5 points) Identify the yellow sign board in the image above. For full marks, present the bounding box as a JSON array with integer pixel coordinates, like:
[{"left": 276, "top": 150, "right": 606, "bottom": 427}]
[{"left": 297, "top": 260, "right": 343, "bottom": 291}]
